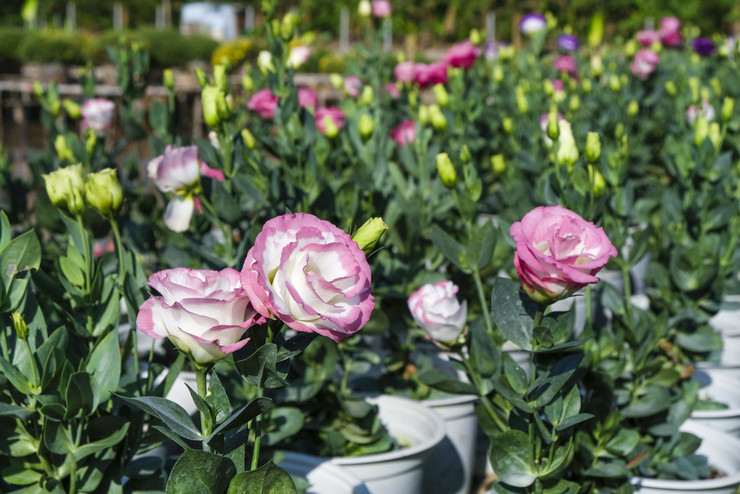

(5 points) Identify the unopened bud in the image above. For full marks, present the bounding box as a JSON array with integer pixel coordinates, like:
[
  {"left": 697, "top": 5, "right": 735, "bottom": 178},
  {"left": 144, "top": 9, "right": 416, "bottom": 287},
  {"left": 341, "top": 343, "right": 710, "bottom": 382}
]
[
  {"left": 695, "top": 116, "right": 709, "bottom": 146},
  {"left": 62, "top": 99, "right": 81, "bottom": 119},
  {"left": 627, "top": 100, "right": 639, "bottom": 117},
  {"left": 257, "top": 50, "right": 275, "bottom": 75},
  {"left": 281, "top": 11, "right": 298, "bottom": 40},
  {"left": 54, "top": 135, "right": 75, "bottom": 163},
  {"left": 665, "top": 81, "right": 677, "bottom": 97},
  {"left": 547, "top": 112, "right": 560, "bottom": 141},
  {"left": 202, "top": 87, "right": 222, "bottom": 128},
  {"left": 688, "top": 76, "right": 700, "bottom": 102},
  {"left": 590, "top": 55, "right": 603, "bottom": 77},
  {"left": 12, "top": 312, "right": 28, "bottom": 341},
  {"left": 241, "top": 128, "right": 256, "bottom": 149},
  {"left": 581, "top": 78, "right": 592, "bottom": 93},
  {"left": 50, "top": 100, "right": 61, "bottom": 117},
  {"left": 502, "top": 117, "right": 513, "bottom": 134},
  {"left": 615, "top": 123, "right": 624, "bottom": 140},
  {"left": 569, "top": 94, "right": 580, "bottom": 112},
  {"left": 722, "top": 97, "right": 735, "bottom": 121},
  {"left": 709, "top": 122, "right": 721, "bottom": 150},
  {"left": 85, "top": 130, "right": 97, "bottom": 156},
  {"left": 322, "top": 115, "right": 339, "bottom": 138},
  {"left": 241, "top": 74, "right": 254, "bottom": 92},
  {"left": 429, "top": 105, "right": 447, "bottom": 130},
  {"left": 418, "top": 105, "right": 430, "bottom": 125},
  {"left": 436, "top": 153, "right": 457, "bottom": 188},
  {"left": 359, "top": 85, "right": 374, "bottom": 106},
  {"left": 85, "top": 168, "right": 123, "bottom": 216},
  {"left": 470, "top": 29, "right": 482, "bottom": 46},
  {"left": 543, "top": 79, "right": 554, "bottom": 96},
  {"left": 213, "top": 64, "right": 228, "bottom": 93},
  {"left": 609, "top": 74, "right": 621, "bottom": 91},
  {"left": 493, "top": 65, "right": 504, "bottom": 83},
  {"left": 358, "top": 114, "right": 374, "bottom": 138},
  {"left": 433, "top": 83, "right": 449, "bottom": 107},
  {"left": 330, "top": 73, "right": 344, "bottom": 89},
  {"left": 33, "top": 81, "right": 44, "bottom": 98},
  {"left": 556, "top": 121, "right": 579, "bottom": 168},
  {"left": 460, "top": 144, "right": 471, "bottom": 163},
  {"left": 352, "top": 217, "right": 388, "bottom": 253},
  {"left": 358, "top": 0, "right": 371, "bottom": 17},
  {"left": 589, "top": 164, "right": 606, "bottom": 196},
  {"left": 516, "top": 86, "right": 529, "bottom": 113},
  {"left": 585, "top": 132, "right": 601, "bottom": 163},
  {"left": 710, "top": 78, "right": 721, "bottom": 97},
  {"left": 163, "top": 69, "right": 175, "bottom": 91},
  {"left": 195, "top": 67, "right": 209, "bottom": 89},
  {"left": 491, "top": 154, "right": 506, "bottom": 175},
  {"left": 624, "top": 39, "right": 638, "bottom": 57}
]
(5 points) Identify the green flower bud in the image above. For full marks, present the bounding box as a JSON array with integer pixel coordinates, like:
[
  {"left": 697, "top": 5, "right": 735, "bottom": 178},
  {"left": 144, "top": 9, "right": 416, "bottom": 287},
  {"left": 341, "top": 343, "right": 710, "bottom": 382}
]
[
  {"left": 695, "top": 115, "right": 709, "bottom": 146},
  {"left": 85, "top": 168, "right": 123, "bottom": 216},
  {"left": 429, "top": 105, "right": 447, "bottom": 130},
  {"left": 213, "top": 64, "right": 229, "bottom": 93},
  {"left": 330, "top": 73, "right": 344, "bottom": 89},
  {"left": 609, "top": 74, "right": 621, "bottom": 92},
  {"left": 515, "top": 86, "right": 528, "bottom": 113},
  {"left": 54, "top": 135, "right": 75, "bottom": 163},
  {"left": 33, "top": 81, "right": 44, "bottom": 98},
  {"left": 62, "top": 99, "right": 81, "bottom": 119},
  {"left": 700, "top": 87, "right": 710, "bottom": 103},
  {"left": 543, "top": 79, "right": 554, "bottom": 96},
  {"left": 582, "top": 78, "right": 592, "bottom": 93},
  {"left": 359, "top": 85, "right": 374, "bottom": 106},
  {"left": 556, "top": 121, "right": 579, "bottom": 169},
  {"left": 588, "top": 12, "right": 604, "bottom": 48},
  {"left": 627, "top": 100, "right": 639, "bottom": 117},
  {"left": 585, "top": 132, "right": 601, "bottom": 164},
  {"left": 688, "top": 76, "right": 700, "bottom": 102},
  {"left": 650, "top": 41, "right": 662, "bottom": 53},
  {"left": 624, "top": 39, "right": 638, "bottom": 57},
  {"left": 418, "top": 105, "right": 430, "bottom": 125},
  {"left": 460, "top": 144, "right": 472, "bottom": 163},
  {"left": 322, "top": 115, "right": 339, "bottom": 138},
  {"left": 470, "top": 29, "right": 482, "bottom": 46},
  {"left": 241, "top": 74, "right": 254, "bottom": 92},
  {"left": 569, "top": 94, "right": 580, "bottom": 112},
  {"left": 50, "top": 100, "right": 61, "bottom": 117},
  {"left": 665, "top": 81, "right": 677, "bottom": 97},
  {"left": 722, "top": 97, "right": 735, "bottom": 121},
  {"left": 619, "top": 74, "right": 628, "bottom": 87},
  {"left": 491, "top": 154, "right": 506, "bottom": 175},
  {"left": 589, "top": 164, "right": 606, "bottom": 196},
  {"left": 499, "top": 45, "right": 515, "bottom": 60},
  {"left": 590, "top": 55, "right": 603, "bottom": 77},
  {"left": 492, "top": 65, "right": 504, "bottom": 83},
  {"left": 710, "top": 77, "right": 722, "bottom": 97},
  {"left": 352, "top": 217, "right": 388, "bottom": 254},
  {"left": 547, "top": 112, "right": 560, "bottom": 141},
  {"left": 358, "top": 114, "right": 374, "bottom": 139},
  {"left": 436, "top": 153, "right": 457, "bottom": 188},
  {"left": 433, "top": 83, "right": 449, "bottom": 107},
  {"left": 85, "top": 130, "right": 97, "bottom": 156},
  {"left": 195, "top": 67, "right": 209, "bottom": 89},
  {"left": 281, "top": 11, "right": 298, "bottom": 41},
  {"left": 709, "top": 122, "right": 721, "bottom": 150},
  {"left": 12, "top": 311, "right": 28, "bottom": 341},
  {"left": 202, "top": 86, "right": 222, "bottom": 128},
  {"left": 615, "top": 123, "right": 624, "bottom": 140},
  {"left": 163, "top": 68, "right": 175, "bottom": 91},
  {"left": 358, "top": 0, "right": 371, "bottom": 17},
  {"left": 241, "top": 128, "right": 256, "bottom": 149},
  {"left": 502, "top": 117, "right": 513, "bottom": 134}
]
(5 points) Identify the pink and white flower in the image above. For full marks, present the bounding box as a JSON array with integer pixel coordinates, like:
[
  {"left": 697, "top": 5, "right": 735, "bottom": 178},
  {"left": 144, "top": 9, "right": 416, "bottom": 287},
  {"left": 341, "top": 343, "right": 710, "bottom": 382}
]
[
  {"left": 659, "top": 16, "right": 681, "bottom": 47},
  {"left": 390, "top": 120, "right": 416, "bottom": 147},
  {"left": 408, "top": 281, "right": 467, "bottom": 346},
  {"left": 247, "top": 89, "right": 279, "bottom": 119},
  {"left": 636, "top": 29, "right": 660, "bottom": 47},
  {"left": 343, "top": 76, "right": 363, "bottom": 98},
  {"left": 394, "top": 61, "right": 417, "bottom": 83},
  {"left": 241, "top": 213, "right": 374, "bottom": 342},
  {"left": 510, "top": 205, "right": 617, "bottom": 303},
  {"left": 137, "top": 268, "right": 262, "bottom": 365},
  {"left": 371, "top": 0, "right": 392, "bottom": 18},
  {"left": 315, "top": 107, "right": 345, "bottom": 135},
  {"left": 298, "top": 87, "right": 318, "bottom": 111},
  {"left": 686, "top": 100, "right": 715, "bottom": 124},
  {"left": 630, "top": 49, "right": 660, "bottom": 79},
  {"left": 147, "top": 145, "right": 224, "bottom": 232},
  {"left": 287, "top": 45, "right": 311, "bottom": 68},
  {"left": 81, "top": 98, "right": 115, "bottom": 133}
]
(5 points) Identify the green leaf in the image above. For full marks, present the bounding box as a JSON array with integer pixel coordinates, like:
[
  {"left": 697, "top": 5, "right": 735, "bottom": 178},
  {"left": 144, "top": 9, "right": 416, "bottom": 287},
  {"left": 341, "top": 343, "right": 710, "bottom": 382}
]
[
  {"left": 466, "top": 220, "right": 497, "bottom": 270},
  {"left": 583, "top": 459, "right": 629, "bottom": 478},
  {"left": 85, "top": 329, "right": 120, "bottom": 403},
  {"left": 206, "top": 372, "right": 231, "bottom": 425},
  {"left": 0, "top": 229, "right": 41, "bottom": 312},
  {"left": 262, "top": 407, "right": 304, "bottom": 447},
  {"left": 235, "top": 344, "right": 287, "bottom": 389},
  {"left": 489, "top": 429, "right": 537, "bottom": 488},
  {"left": 166, "top": 450, "right": 236, "bottom": 494},
  {"left": 227, "top": 461, "right": 296, "bottom": 494},
  {"left": 72, "top": 422, "right": 129, "bottom": 462},
  {"left": 491, "top": 278, "right": 537, "bottom": 351},
  {"left": 533, "top": 354, "right": 582, "bottom": 407},
  {"left": 0, "top": 355, "right": 33, "bottom": 394},
  {"left": 416, "top": 368, "right": 478, "bottom": 395},
  {"left": 0, "top": 211, "right": 11, "bottom": 250},
  {"left": 0, "top": 402, "right": 34, "bottom": 420},
  {"left": 1, "top": 467, "right": 43, "bottom": 486},
  {"left": 64, "top": 372, "right": 99, "bottom": 418},
  {"left": 429, "top": 224, "right": 467, "bottom": 271},
  {"left": 470, "top": 318, "right": 500, "bottom": 378},
  {"left": 209, "top": 397, "right": 272, "bottom": 439},
  {"left": 620, "top": 386, "right": 671, "bottom": 418},
  {"left": 605, "top": 428, "right": 640, "bottom": 456},
  {"left": 120, "top": 395, "right": 202, "bottom": 441},
  {"left": 503, "top": 353, "right": 528, "bottom": 395}
]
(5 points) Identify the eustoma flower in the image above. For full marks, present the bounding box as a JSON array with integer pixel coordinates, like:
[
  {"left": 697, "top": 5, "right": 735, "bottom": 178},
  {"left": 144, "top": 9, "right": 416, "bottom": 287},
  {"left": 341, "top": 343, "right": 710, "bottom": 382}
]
[
  {"left": 241, "top": 213, "right": 374, "bottom": 343},
  {"left": 443, "top": 40, "right": 481, "bottom": 69},
  {"left": 147, "top": 145, "right": 224, "bottom": 232},
  {"left": 414, "top": 62, "right": 448, "bottom": 87},
  {"left": 630, "top": 49, "right": 660, "bottom": 79},
  {"left": 370, "top": 0, "right": 392, "bottom": 18},
  {"left": 81, "top": 98, "right": 115, "bottom": 133},
  {"left": 659, "top": 16, "right": 681, "bottom": 47},
  {"left": 408, "top": 281, "right": 468, "bottom": 347},
  {"left": 315, "top": 107, "right": 345, "bottom": 136},
  {"left": 510, "top": 206, "right": 617, "bottom": 303},
  {"left": 390, "top": 120, "right": 416, "bottom": 147},
  {"left": 137, "top": 268, "right": 262, "bottom": 366},
  {"left": 520, "top": 13, "right": 546, "bottom": 36},
  {"left": 247, "top": 89, "right": 279, "bottom": 119}
]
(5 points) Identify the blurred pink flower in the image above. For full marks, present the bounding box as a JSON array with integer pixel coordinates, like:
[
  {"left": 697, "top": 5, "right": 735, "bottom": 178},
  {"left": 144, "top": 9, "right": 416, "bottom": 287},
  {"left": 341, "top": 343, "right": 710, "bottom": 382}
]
[
  {"left": 315, "top": 107, "right": 345, "bottom": 135},
  {"left": 298, "top": 87, "right": 317, "bottom": 110},
  {"left": 659, "top": 16, "right": 681, "bottom": 47},
  {"left": 414, "top": 62, "right": 448, "bottom": 87},
  {"left": 553, "top": 55, "right": 578, "bottom": 78},
  {"left": 443, "top": 40, "right": 481, "bottom": 69},
  {"left": 247, "top": 89, "right": 279, "bottom": 119},
  {"left": 394, "top": 61, "right": 417, "bottom": 83},
  {"left": 344, "top": 75, "right": 363, "bottom": 97},
  {"left": 371, "top": 0, "right": 392, "bottom": 18},
  {"left": 385, "top": 82, "right": 400, "bottom": 99},
  {"left": 636, "top": 29, "right": 660, "bottom": 47},
  {"left": 390, "top": 120, "right": 416, "bottom": 147},
  {"left": 81, "top": 98, "right": 115, "bottom": 133},
  {"left": 630, "top": 49, "right": 660, "bottom": 79}
]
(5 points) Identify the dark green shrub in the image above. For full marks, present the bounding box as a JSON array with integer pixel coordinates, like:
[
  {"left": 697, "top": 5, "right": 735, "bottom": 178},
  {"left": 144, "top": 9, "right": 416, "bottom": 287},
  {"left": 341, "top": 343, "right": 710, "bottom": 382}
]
[
  {"left": 0, "top": 27, "right": 30, "bottom": 71},
  {"left": 17, "top": 30, "right": 90, "bottom": 65},
  {"left": 135, "top": 28, "right": 218, "bottom": 68}
]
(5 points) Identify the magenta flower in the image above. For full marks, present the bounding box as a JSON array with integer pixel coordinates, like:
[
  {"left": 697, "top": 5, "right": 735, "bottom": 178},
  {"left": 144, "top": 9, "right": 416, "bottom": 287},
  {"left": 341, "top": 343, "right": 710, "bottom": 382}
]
[
  {"left": 408, "top": 281, "right": 467, "bottom": 346},
  {"left": 510, "top": 205, "right": 617, "bottom": 303},
  {"left": 554, "top": 55, "right": 578, "bottom": 78},
  {"left": 394, "top": 61, "right": 417, "bottom": 83},
  {"left": 443, "top": 40, "right": 481, "bottom": 69},
  {"left": 247, "top": 89, "right": 279, "bottom": 119},
  {"left": 240, "top": 213, "right": 375, "bottom": 343},
  {"left": 137, "top": 268, "right": 262, "bottom": 365},
  {"left": 298, "top": 87, "right": 317, "bottom": 111},
  {"left": 370, "top": 0, "right": 392, "bottom": 18},
  {"left": 390, "top": 120, "right": 416, "bottom": 147},
  {"left": 659, "top": 16, "right": 682, "bottom": 47},
  {"left": 636, "top": 29, "right": 660, "bottom": 47},
  {"left": 147, "top": 145, "right": 224, "bottom": 232},
  {"left": 414, "top": 62, "right": 448, "bottom": 88},
  {"left": 81, "top": 98, "right": 115, "bottom": 133},
  {"left": 315, "top": 107, "right": 345, "bottom": 135},
  {"left": 344, "top": 75, "right": 363, "bottom": 98},
  {"left": 630, "top": 49, "right": 661, "bottom": 79}
]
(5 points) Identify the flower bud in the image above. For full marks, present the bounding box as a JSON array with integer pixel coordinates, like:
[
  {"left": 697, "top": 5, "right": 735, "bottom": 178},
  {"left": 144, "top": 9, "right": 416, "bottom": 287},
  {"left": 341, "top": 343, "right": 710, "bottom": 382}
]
[
  {"left": 433, "top": 83, "right": 449, "bottom": 107},
  {"left": 418, "top": 105, "right": 430, "bottom": 125},
  {"left": 241, "top": 74, "right": 254, "bottom": 92},
  {"left": 491, "top": 154, "right": 506, "bottom": 175},
  {"left": 502, "top": 117, "right": 513, "bottom": 134},
  {"left": 358, "top": 0, "right": 371, "bottom": 17},
  {"left": 547, "top": 112, "right": 560, "bottom": 141},
  {"left": 624, "top": 39, "right": 638, "bottom": 57},
  {"left": 627, "top": 100, "right": 639, "bottom": 117},
  {"left": 213, "top": 64, "right": 229, "bottom": 93},
  {"left": 33, "top": 81, "right": 44, "bottom": 98},
  {"left": 62, "top": 99, "right": 81, "bottom": 119},
  {"left": 665, "top": 80, "right": 677, "bottom": 97},
  {"left": 700, "top": 87, "right": 710, "bottom": 103},
  {"left": 493, "top": 65, "right": 504, "bottom": 83},
  {"left": 460, "top": 144, "right": 472, "bottom": 163},
  {"left": 85, "top": 168, "right": 123, "bottom": 216},
  {"left": 543, "top": 79, "right": 554, "bottom": 96},
  {"left": 281, "top": 11, "right": 298, "bottom": 41},
  {"left": 569, "top": 94, "right": 580, "bottom": 112},
  {"left": 688, "top": 76, "right": 700, "bottom": 102},
  {"left": 582, "top": 78, "right": 592, "bottom": 93},
  {"left": 44, "top": 164, "right": 86, "bottom": 215},
  {"left": 241, "top": 128, "right": 256, "bottom": 149},
  {"left": 589, "top": 164, "right": 606, "bottom": 196},
  {"left": 352, "top": 217, "right": 388, "bottom": 253},
  {"left": 54, "top": 135, "right": 75, "bottom": 163},
  {"left": 322, "top": 115, "right": 340, "bottom": 138},
  {"left": 590, "top": 55, "right": 603, "bottom": 76},
  {"left": 710, "top": 77, "right": 721, "bottom": 96},
  {"left": 722, "top": 97, "right": 735, "bottom": 121},
  {"left": 516, "top": 86, "right": 528, "bottom": 113},
  {"left": 163, "top": 68, "right": 175, "bottom": 91},
  {"left": 615, "top": 123, "right": 624, "bottom": 140},
  {"left": 358, "top": 113, "right": 374, "bottom": 139},
  {"left": 50, "top": 100, "right": 61, "bottom": 117},
  {"left": 202, "top": 86, "right": 222, "bottom": 128},
  {"left": 330, "top": 73, "right": 344, "bottom": 89},
  {"left": 585, "top": 132, "right": 601, "bottom": 163},
  {"left": 429, "top": 105, "right": 447, "bottom": 130},
  {"left": 85, "top": 130, "right": 97, "bottom": 156},
  {"left": 499, "top": 45, "right": 515, "bottom": 59},
  {"left": 695, "top": 115, "right": 709, "bottom": 146},
  {"left": 195, "top": 67, "right": 209, "bottom": 89},
  {"left": 359, "top": 85, "right": 374, "bottom": 106},
  {"left": 470, "top": 29, "right": 482, "bottom": 46},
  {"left": 609, "top": 74, "right": 621, "bottom": 91},
  {"left": 436, "top": 153, "right": 457, "bottom": 188},
  {"left": 258, "top": 50, "right": 275, "bottom": 75},
  {"left": 12, "top": 311, "right": 28, "bottom": 341},
  {"left": 556, "top": 121, "right": 579, "bottom": 168},
  {"left": 709, "top": 122, "right": 721, "bottom": 150}
]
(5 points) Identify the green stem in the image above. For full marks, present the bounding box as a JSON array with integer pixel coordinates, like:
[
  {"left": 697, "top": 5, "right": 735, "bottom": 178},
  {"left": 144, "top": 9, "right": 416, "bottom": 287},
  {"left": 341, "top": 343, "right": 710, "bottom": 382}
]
[
  {"left": 22, "top": 337, "right": 39, "bottom": 390},
  {"left": 250, "top": 384, "right": 264, "bottom": 471},
  {"left": 622, "top": 263, "right": 633, "bottom": 327},
  {"left": 472, "top": 270, "right": 495, "bottom": 336},
  {"left": 584, "top": 285, "right": 592, "bottom": 333},
  {"left": 196, "top": 366, "right": 211, "bottom": 452},
  {"left": 457, "top": 349, "right": 507, "bottom": 432}
]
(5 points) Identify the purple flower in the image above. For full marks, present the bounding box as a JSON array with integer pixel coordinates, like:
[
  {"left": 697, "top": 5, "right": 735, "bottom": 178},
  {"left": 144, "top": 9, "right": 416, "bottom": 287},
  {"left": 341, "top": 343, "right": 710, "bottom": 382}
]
[
  {"left": 557, "top": 34, "right": 579, "bottom": 52},
  {"left": 520, "top": 13, "right": 546, "bottom": 36},
  {"left": 692, "top": 37, "right": 716, "bottom": 57},
  {"left": 240, "top": 213, "right": 375, "bottom": 343}
]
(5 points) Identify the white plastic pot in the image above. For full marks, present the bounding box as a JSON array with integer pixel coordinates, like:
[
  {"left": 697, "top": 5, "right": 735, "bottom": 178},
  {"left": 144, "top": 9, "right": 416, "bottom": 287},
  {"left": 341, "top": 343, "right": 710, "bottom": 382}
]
[
  {"left": 279, "top": 451, "right": 370, "bottom": 494},
  {"left": 691, "top": 368, "right": 740, "bottom": 437},
  {"left": 165, "top": 370, "right": 199, "bottom": 417},
  {"left": 326, "top": 394, "right": 446, "bottom": 494},
  {"left": 631, "top": 420, "right": 740, "bottom": 493},
  {"left": 696, "top": 295, "right": 740, "bottom": 379}
]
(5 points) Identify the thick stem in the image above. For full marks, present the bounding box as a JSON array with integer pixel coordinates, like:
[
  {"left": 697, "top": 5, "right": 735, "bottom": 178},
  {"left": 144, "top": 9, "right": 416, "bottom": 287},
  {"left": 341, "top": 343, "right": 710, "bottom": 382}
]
[
  {"left": 250, "top": 385, "right": 264, "bottom": 471},
  {"left": 196, "top": 366, "right": 211, "bottom": 452}
]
